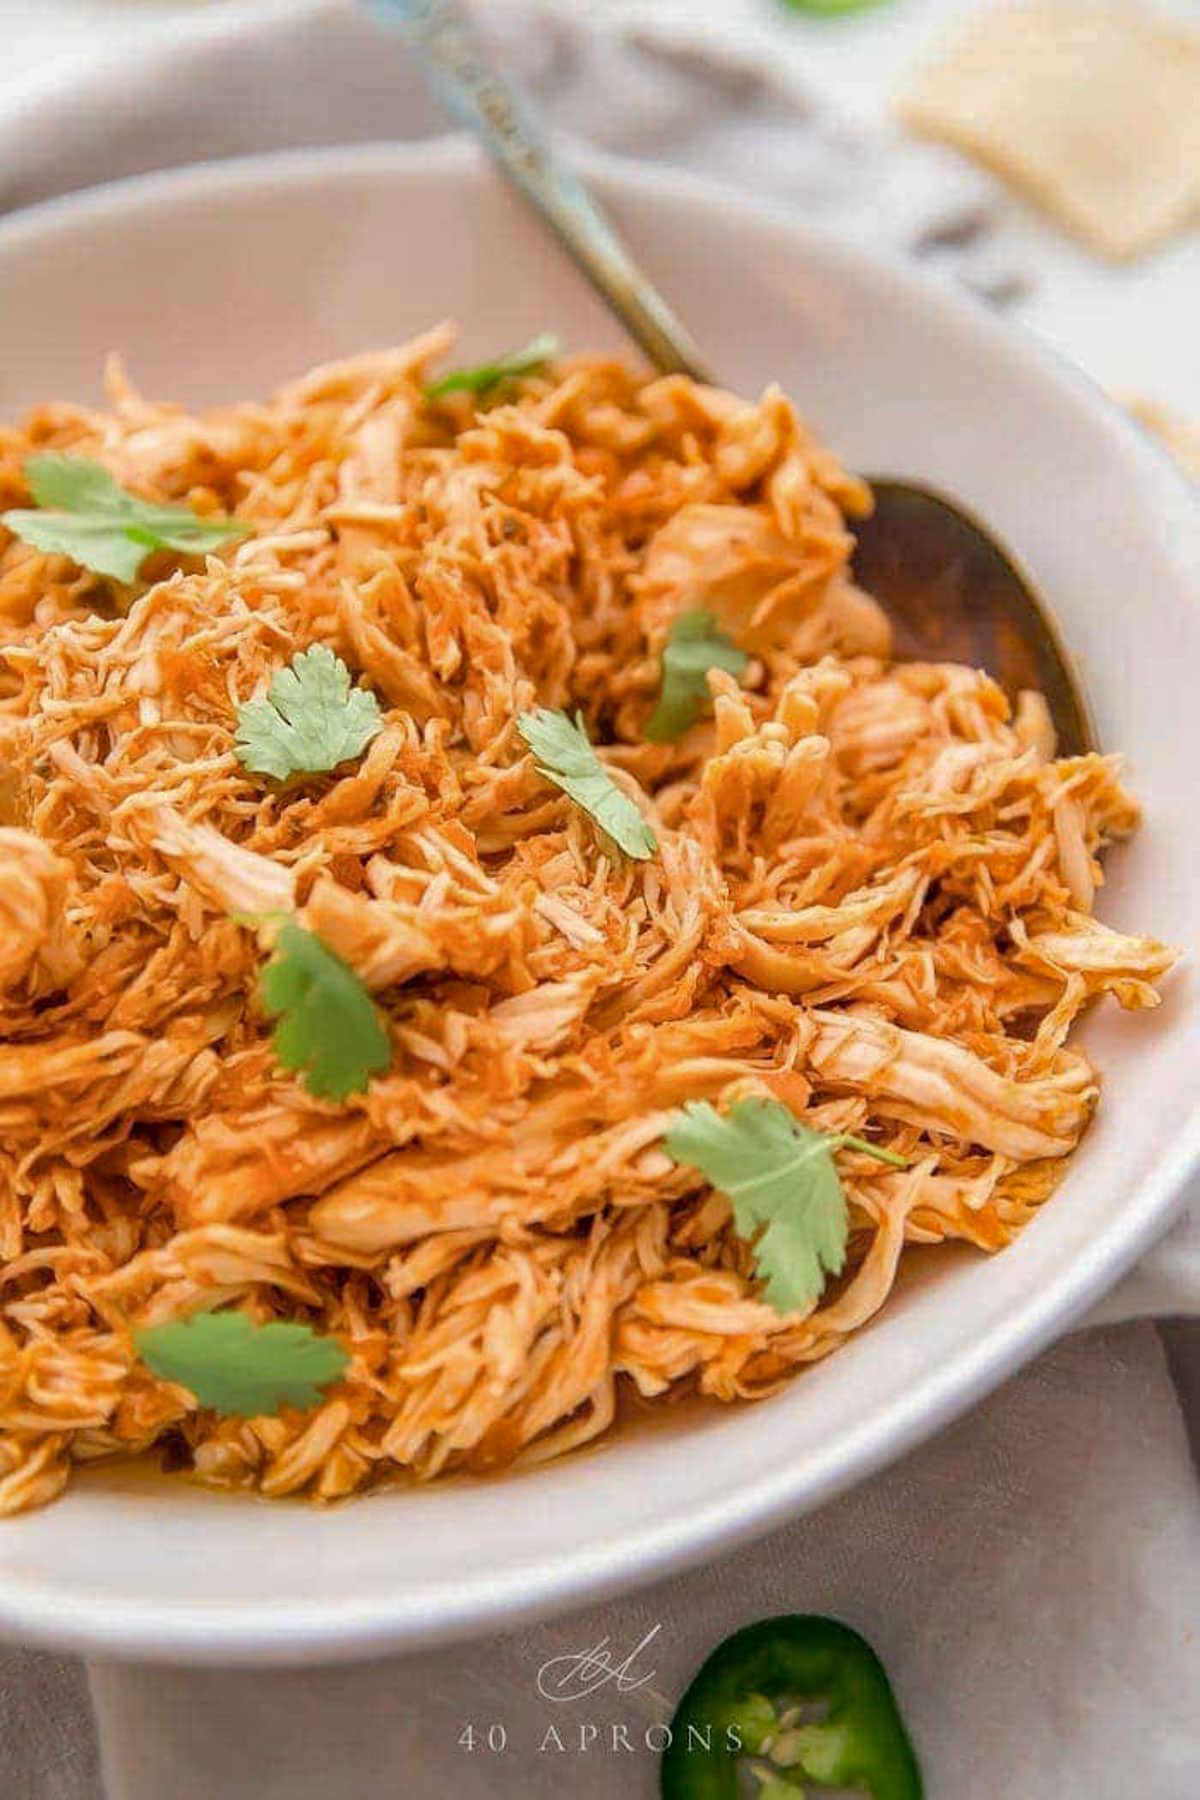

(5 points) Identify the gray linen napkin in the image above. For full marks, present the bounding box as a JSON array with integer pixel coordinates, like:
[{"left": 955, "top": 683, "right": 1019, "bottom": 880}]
[{"left": 84, "top": 1324, "right": 1200, "bottom": 1800}]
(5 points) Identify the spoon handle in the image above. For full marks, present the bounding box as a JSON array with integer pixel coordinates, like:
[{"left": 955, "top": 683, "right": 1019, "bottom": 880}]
[{"left": 365, "top": 0, "right": 711, "bottom": 379}]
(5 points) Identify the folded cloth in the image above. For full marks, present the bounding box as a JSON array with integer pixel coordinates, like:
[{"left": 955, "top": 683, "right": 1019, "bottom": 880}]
[
  {"left": 84, "top": 1326, "right": 1200, "bottom": 1800},
  {"left": 0, "top": 7, "right": 1195, "bottom": 1799},
  {"left": 0, "top": 0, "right": 971, "bottom": 253}
]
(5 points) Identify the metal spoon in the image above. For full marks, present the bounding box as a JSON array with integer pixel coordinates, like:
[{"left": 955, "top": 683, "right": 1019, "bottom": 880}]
[{"left": 366, "top": 0, "right": 1093, "bottom": 755}]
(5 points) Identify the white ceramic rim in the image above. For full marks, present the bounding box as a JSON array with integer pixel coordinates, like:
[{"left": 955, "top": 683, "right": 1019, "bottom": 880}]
[{"left": 0, "top": 140, "right": 1195, "bottom": 1664}]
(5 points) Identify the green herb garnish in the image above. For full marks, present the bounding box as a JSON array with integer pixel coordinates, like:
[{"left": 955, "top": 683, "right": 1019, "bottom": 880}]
[
  {"left": 135, "top": 1310, "right": 349, "bottom": 1417},
  {"left": 662, "top": 1614, "right": 924, "bottom": 1799},
  {"left": 780, "top": 0, "right": 892, "bottom": 16},
  {"left": 645, "top": 610, "right": 748, "bottom": 742},
  {"left": 516, "top": 707, "right": 657, "bottom": 861},
  {"left": 2, "top": 454, "right": 249, "bottom": 584},
  {"left": 425, "top": 332, "right": 560, "bottom": 399},
  {"left": 259, "top": 920, "right": 391, "bottom": 1101},
  {"left": 664, "top": 1098, "right": 906, "bottom": 1313},
  {"left": 234, "top": 645, "right": 384, "bottom": 782}
]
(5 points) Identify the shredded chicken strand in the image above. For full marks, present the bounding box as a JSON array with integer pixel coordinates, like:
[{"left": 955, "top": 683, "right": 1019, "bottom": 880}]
[{"left": 0, "top": 333, "right": 1173, "bottom": 1513}]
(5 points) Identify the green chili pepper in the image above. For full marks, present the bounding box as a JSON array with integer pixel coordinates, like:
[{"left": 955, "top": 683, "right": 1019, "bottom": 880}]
[{"left": 661, "top": 1614, "right": 923, "bottom": 1799}]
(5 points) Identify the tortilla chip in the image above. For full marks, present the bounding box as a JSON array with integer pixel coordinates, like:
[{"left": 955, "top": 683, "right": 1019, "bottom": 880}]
[{"left": 899, "top": 3, "right": 1200, "bottom": 261}]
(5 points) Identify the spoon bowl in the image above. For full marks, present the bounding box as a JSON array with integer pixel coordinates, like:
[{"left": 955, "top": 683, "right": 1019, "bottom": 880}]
[{"left": 852, "top": 480, "right": 1094, "bottom": 754}]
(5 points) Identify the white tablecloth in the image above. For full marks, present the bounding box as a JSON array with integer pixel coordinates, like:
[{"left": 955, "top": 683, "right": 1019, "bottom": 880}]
[{"left": 0, "top": 5, "right": 1196, "bottom": 1796}]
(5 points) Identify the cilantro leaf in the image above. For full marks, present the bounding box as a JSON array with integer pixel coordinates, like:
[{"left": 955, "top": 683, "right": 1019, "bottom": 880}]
[
  {"left": 644, "top": 610, "right": 748, "bottom": 743},
  {"left": 780, "top": 0, "right": 891, "bottom": 14},
  {"left": 516, "top": 707, "right": 657, "bottom": 861},
  {"left": 664, "top": 1098, "right": 906, "bottom": 1313},
  {"left": 135, "top": 1310, "right": 348, "bottom": 1417},
  {"left": 2, "top": 454, "right": 250, "bottom": 584},
  {"left": 234, "top": 646, "right": 384, "bottom": 782},
  {"left": 259, "top": 920, "right": 391, "bottom": 1100},
  {"left": 425, "top": 332, "right": 560, "bottom": 399}
]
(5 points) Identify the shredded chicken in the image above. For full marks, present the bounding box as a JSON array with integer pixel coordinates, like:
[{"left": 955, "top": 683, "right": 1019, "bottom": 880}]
[{"left": 0, "top": 332, "right": 1174, "bottom": 1515}]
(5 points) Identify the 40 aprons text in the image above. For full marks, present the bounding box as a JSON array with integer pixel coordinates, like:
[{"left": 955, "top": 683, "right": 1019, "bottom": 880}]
[{"left": 456, "top": 1721, "right": 746, "bottom": 1754}]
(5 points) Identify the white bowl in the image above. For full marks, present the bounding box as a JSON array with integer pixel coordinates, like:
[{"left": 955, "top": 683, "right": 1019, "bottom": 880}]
[{"left": 0, "top": 141, "right": 1195, "bottom": 1666}]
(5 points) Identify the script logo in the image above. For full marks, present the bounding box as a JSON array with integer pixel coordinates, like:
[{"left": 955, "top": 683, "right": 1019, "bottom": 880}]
[{"left": 535, "top": 1623, "right": 663, "bottom": 1703}]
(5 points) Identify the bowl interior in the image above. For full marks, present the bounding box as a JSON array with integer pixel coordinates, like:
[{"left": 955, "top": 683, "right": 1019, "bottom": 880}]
[{"left": 0, "top": 142, "right": 1196, "bottom": 1664}]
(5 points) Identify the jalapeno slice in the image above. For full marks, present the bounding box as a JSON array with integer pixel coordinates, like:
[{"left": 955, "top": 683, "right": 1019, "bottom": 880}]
[{"left": 661, "top": 1614, "right": 923, "bottom": 1799}]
